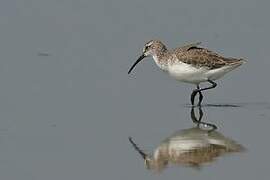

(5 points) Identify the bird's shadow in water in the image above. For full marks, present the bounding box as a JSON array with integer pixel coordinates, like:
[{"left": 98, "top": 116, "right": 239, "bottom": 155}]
[
  {"left": 183, "top": 104, "right": 241, "bottom": 108},
  {"left": 183, "top": 102, "right": 270, "bottom": 108},
  {"left": 203, "top": 104, "right": 241, "bottom": 107}
]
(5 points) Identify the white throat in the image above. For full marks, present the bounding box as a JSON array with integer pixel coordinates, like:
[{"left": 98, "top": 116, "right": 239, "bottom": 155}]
[{"left": 153, "top": 55, "right": 168, "bottom": 71}]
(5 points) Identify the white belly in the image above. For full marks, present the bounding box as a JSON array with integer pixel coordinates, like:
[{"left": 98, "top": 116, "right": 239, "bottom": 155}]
[
  {"left": 168, "top": 62, "right": 240, "bottom": 84},
  {"left": 168, "top": 62, "right": 208, "bottom": 84}
]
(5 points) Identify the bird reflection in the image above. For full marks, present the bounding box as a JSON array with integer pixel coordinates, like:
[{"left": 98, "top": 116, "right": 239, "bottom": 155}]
[{"left": 129, "top": 107, "right": 245, "bottom": 172}]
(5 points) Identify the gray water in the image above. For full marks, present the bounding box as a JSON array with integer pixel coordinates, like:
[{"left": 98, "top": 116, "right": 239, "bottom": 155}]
[{"left": 0, "top": 0, "right": 270, "bottom": 179}]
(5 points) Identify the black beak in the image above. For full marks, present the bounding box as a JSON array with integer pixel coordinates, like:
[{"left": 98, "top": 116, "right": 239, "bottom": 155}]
[
  {"left": 128, "top": 54, "right": 146, "bottom": 74},
  {"left": 128, "top": 137, "right": 147, "bottom": 160}
]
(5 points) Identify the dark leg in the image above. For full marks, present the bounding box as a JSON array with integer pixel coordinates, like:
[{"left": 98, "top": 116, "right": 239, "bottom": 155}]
[
  {"left": 191, "top": 80, "right": 217, "bottom": 106},
  {"left": 190, "top": 90, "right": 197, "bottom": 106},
  {"left": 190, "top": 85, "right": 201, "bottom": 106},
  {"left": 190, "top": 107, "right": 217, "bottom": 131},
  {"left": 197, "top": 85, "right": 203, "bottom": 106},
  {"left": 191, "top": 106, "right": 203, "bottom": 124},
  {"left": 198, "top": 80, "right": 217, "bottom": 93}
]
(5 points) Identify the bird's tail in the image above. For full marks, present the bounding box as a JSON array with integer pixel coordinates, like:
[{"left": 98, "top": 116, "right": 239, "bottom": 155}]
[{"left": 226, "top": 58, "right": 247, "bottom": 65}]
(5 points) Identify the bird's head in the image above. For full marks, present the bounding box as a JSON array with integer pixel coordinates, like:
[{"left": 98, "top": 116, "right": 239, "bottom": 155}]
[{"left": 128, "top": 40, "right": 167, "bottom": 74}]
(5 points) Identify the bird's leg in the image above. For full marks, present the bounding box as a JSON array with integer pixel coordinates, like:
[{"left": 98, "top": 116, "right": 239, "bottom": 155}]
[
  {"left": 190, "top": 84, "right": 203, "bottom": 106},
  {"left": 196, "top": 80, "right": 217, "bottom": 106},
  {"left": 191, "top": 80, "right": 217, "bottom": 106},
  {"left": 197, "top": 85, "right": 203, "bottom": 106},
  {"left": 198, "top": 80, "right": 217, "bottom": 92},
  {"left": 190, "top": 90, "right": 198, "bottom": 106}
]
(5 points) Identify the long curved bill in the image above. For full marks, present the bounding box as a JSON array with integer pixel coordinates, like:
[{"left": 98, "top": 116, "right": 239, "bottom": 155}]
[{"left": 128, "top": 54, "right": 146, "bottom": 74}]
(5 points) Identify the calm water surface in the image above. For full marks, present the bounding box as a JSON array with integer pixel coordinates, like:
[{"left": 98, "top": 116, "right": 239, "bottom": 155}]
[{"left": 0, "top": 0, "right": 270, "bottom": 179}]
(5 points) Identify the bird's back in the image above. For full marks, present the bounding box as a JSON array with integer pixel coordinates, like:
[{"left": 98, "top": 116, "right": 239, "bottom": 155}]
[{"left": 172, "top": 43, "right": 245, "bottom": 69}]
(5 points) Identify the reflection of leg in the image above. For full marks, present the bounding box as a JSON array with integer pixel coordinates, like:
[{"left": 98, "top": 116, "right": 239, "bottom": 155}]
[
  {"left": 198, "top": 106, "right": 203, "bottom": 121},
  {"left": 191, "top": 106, "right": 203, "bottom": 124},
  {"left": 190, "top": 107, "right": 217, "bottom": 131}
]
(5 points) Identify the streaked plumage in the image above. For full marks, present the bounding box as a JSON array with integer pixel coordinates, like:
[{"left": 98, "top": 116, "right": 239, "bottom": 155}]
[
  {"left": 174, "top": 42, "right": 244, "bottom": 69},
  {"left": 128, "top": 40, "right": 246, "bottom": 106}
]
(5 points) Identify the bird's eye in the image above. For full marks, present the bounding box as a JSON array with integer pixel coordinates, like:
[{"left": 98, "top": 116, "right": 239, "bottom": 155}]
[{"left": 143, "top": 46, "right": 149, "bottom": 53}]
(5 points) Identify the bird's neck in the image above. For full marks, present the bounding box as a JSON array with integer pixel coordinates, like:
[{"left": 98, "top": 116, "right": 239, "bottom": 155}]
[{"left": 152, "top": 50, "right": 169, "bottom": 71}]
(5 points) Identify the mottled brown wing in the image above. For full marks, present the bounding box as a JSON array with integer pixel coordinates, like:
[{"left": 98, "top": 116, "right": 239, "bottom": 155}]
[{"left": 174, "top": 47, "right": 240, "bottom": 69}]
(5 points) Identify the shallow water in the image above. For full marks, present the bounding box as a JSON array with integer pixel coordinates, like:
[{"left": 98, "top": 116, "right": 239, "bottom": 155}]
[
  {"left": 0, "top": 0, "right": 270, "bottom": 179},
  {"left": 128, "top": 107, "right": 245, "bottom": 172}
]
